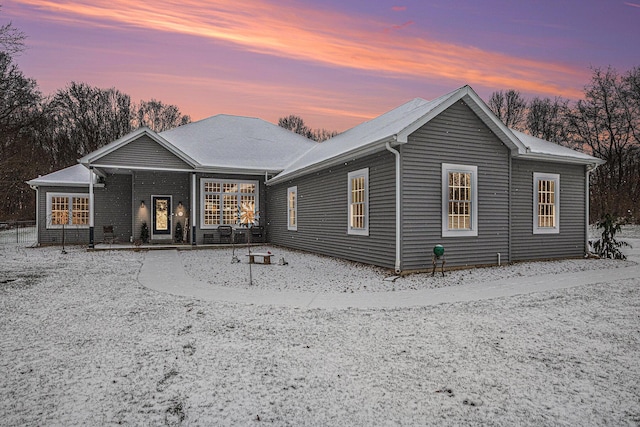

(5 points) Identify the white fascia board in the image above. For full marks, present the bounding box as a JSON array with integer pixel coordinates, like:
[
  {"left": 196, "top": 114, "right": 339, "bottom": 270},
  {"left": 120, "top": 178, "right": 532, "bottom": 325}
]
[
  {"left": 516, "top": 152, "right": 606, "bottom": 167},
  {"left": 90, "top": 163, "right": 197, "bottom": 173},
  {"left": 394, "top": 86, "right": 528, "bottom": 156},
  {"left": 196, "top": 166, "right": 283, "bottom": 175},
  {"left": 25, "top": 181, "right": 105, "bottom": 188},
  {"left": 461, "top": 89, "right": 528, "bottom": 155},
  {"left": 267, "top": 137, "right": 394, "bottom": 186},
  {"left": 395, "top": 89, "right": 466, "bottom": 143},
  {"left": 79, "top": 127, "right": 200, "bottom": 169}
]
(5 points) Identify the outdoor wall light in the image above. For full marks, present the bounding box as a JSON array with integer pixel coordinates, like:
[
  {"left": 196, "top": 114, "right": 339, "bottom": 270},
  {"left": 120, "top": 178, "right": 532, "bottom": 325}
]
[{"left": 140, "top": 200, "right": 145, "bottom": 208}]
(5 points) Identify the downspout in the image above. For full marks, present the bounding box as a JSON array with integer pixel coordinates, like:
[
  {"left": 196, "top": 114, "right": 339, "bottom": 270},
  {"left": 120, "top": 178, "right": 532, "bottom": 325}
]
[
  {"left": 508, "top": 155, "right": 512, "bottom": 264},
  {"left": 585, "top": 165, "right": 591, "bottom": 256},
  {"left": 89, "top": 166, "right": 94, "bottom": 248},
  {"left": 191, "top": 172, "right": 196, "bottom": 245},
  {"left": 385, "top": 140, "right": 401, "bottom": 273}
]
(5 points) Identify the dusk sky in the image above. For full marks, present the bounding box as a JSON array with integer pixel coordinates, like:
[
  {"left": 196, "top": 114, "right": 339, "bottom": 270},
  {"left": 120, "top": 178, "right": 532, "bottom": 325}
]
[{"left": 3, "top": 0, "right": 639, "bottom": 131}]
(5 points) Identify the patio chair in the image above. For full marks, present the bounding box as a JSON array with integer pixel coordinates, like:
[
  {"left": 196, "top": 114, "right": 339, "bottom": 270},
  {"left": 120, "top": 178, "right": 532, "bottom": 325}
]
[
  {"left": 103, "top": 225, "right": 116, "bottom": 244},
  {"left": 218, "top": 225, "right": 233, "bottom": 244},
  {"left": 250, "top": 225, "right": 264, "bottom": 243}
]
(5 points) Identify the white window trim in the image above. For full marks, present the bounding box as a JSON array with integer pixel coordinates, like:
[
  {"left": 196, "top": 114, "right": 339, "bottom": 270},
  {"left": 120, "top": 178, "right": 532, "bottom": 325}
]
[
  {"left": 347, "top": 168, "right": 369, "bottom": 236},
  {"left": 442, "top": 163, "right": 478, "bottom": 237},
  {"left": 287, "top": 186, "right": 297, "bottom": 231},
  {"left": 533, "top": 172, "right": 560, "bottom": 234},
  {"left": 200, "top": 178, "right": 259, "bottom": 229},
  {"left": 46, "top": 192, "right": 90, "bottom": 229}
]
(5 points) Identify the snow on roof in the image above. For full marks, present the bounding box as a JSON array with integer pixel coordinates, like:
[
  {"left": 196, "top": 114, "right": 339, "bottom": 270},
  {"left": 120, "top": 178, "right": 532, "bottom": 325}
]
[
  {"left": 27, "top": 164, "right": 98, "bottom": 187},
  {"left": 271, "top": 97, "right": 444, "bottom": 182},
  {"left": 159, "top": 115, "right": 318, "bottom": 171},
  {"left": 270, "top": 87, "right": 604, "bottom": 183},
  {"left": 511, "top": 129, "right": 605, "bottom": 164}
]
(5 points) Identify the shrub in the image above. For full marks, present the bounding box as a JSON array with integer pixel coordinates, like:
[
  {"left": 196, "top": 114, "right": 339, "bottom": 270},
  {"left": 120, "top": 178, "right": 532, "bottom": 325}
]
[{"left": 592, "top": 214, "right": 631, "bottom": 260}]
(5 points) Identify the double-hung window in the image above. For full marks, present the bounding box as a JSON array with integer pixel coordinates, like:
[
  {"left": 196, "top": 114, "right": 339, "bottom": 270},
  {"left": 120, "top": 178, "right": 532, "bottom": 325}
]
[
  {"left": 533, "top": 173, "right": 559, "bottom": 234},
  {"left": 442, "top": 163, "right": 478, "bottom": 237},
  {"left": 287, "top": 186, "right": 297, "bottom": 231},
  {"left": 46, "top": 193, "right": 90, "bottom": 228},
  {"left": 201, "top": 179, "right": 258, "bottom": 228},
  {"left": 348, "top": 168, "right": 369, "bottom": 236}
]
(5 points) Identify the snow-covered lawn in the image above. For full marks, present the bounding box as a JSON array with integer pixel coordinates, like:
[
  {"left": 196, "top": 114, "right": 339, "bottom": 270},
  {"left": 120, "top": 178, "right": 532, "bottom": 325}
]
[{"left": 1, "top": 232, "right": 639, "bottom": 425}]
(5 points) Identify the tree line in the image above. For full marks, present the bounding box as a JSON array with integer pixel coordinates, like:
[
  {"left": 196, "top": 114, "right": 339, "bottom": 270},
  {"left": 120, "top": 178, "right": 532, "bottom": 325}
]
[
  {"left": 0, "top": 12, "right": 191, "bottom": 219},
  {"left": 486, "top": 66, "right": 640, "bottom": 223},
  {"left": 2, "top": 10, "right": 638, "bottom": 224}
]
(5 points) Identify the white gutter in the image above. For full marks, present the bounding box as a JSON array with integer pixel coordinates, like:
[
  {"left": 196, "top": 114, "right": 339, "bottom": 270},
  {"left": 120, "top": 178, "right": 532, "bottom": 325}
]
[
  {"left": 267, "top": 137, "right": 395, "bottom": 186},
  {"left": 585, "top": 167, "right": 590, "bottom": 255},
  {"left": 385, "top": 140, "right": 402, "bottom": 273}
]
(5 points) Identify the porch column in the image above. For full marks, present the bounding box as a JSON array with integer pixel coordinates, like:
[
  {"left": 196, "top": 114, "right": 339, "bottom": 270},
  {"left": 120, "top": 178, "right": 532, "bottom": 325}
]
[
  {"left": 191, "top": 172, "right": 196, "bottom": 245},
  {"left": 89, "top": 166, "right": 95, "bottom": 248}
]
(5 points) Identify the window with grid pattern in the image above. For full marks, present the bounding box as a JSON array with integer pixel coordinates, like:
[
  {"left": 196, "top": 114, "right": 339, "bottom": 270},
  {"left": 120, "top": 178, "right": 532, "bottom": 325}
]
[
  {"left": 533, "top": 173, "right": 559, "bottom": 234},
  {"left": 72, "top": 197, "right": 89, "bottom": 225},
  {"left": 51, "top": 196, "right": 69, "bottom": 225},
  {"left": 448, "top": 172, "right": 471, "bottom": 230},
  {"left": 201, "top": 179, "right": 258, "bottom": 228},
  {"left": 442, "top": 164, "right": 478, "bottom": 237},
  {"left": 287, "top": 186, "right": 297, "bottom": 231},
  {"left": 348, "top": 168, "right": 369, "bottom": 235},
  {"left": 47, "top": 193, "right": 90, "bottom": 228}
]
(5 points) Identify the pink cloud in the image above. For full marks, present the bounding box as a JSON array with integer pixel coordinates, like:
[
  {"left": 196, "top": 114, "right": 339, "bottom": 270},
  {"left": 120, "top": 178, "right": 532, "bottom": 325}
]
[
  {"left": 391, "top": 6, "right": 407, "bottom": 11},
  {"left": 13, "top": 0, "right": 586, "bottom": 99}
]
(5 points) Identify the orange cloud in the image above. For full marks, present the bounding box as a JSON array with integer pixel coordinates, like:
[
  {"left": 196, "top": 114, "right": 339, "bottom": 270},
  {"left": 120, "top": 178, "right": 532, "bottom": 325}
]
[{"left": 14, "top": 0, "right": 586, "bottom": 98}]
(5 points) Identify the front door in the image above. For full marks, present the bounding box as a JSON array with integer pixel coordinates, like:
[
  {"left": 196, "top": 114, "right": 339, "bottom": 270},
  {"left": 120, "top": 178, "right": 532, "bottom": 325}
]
[{"left": 152, "top": 195, "right": 172, "bottom": 238}]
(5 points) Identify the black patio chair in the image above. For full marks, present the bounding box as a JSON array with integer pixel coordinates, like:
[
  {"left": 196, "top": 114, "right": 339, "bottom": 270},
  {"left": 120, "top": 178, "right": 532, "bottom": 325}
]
[
  {"left": 218, "top": 225, "right": 233, "bottom": 244},
  {"left": 250, "top": 225, "right": 264, "bottom": 243}
]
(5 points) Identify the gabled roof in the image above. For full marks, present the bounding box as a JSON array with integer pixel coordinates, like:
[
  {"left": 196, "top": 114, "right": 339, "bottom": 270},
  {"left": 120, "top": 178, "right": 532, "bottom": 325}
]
[
  {"left": 159, "top": 115, "right": 318, "bottom": 172},
  {"left": 27, "top": 164, "right": 99, "bottom": 187},
  {"left": 268, "top": 85, "right": 602, "bottom": 184},
  {"left": 78, "top": 127, "right": 199, "bottom": 168}
]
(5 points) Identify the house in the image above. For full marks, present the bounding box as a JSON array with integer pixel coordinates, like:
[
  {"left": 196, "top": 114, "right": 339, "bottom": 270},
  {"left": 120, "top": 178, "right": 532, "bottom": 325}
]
[{"left": 28, "top": 85, "right": 605, "bottom": 272}]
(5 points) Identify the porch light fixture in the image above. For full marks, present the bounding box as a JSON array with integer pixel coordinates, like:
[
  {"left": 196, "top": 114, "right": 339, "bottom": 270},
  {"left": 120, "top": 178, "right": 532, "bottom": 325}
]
[{"left": 140, "top": 200, "right": 145, "bottom": 208}]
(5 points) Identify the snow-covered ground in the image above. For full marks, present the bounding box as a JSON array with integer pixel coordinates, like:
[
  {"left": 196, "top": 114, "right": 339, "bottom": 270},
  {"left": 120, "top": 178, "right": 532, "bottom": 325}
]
[{"left": 0, "top": 229, "right": 638, "bottom": 425}]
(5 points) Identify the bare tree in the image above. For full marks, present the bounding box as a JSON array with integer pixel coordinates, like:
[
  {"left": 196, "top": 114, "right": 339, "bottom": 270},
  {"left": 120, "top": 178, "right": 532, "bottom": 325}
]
[
  {"left": 525, "top": 96, "right": 569, "bottom": 144},
  {"left": 278, "top": 115, "right": 312, "bottom": 139},
  {"left": 0, "top": 52, "right": 43, "bottom": 219},
  {"left": 47, "top": 82, "right": 133, "bottom": 165},
  {"left": 133, "top": 98, "right": 191, "bottom": 132},
  {"left": 278, "top": 114, "right": 338, "bottom": 142},
  {"left": 567, "top": 67, "right": 639, "bottom": 221},
  {"left": 0, "top": 6, "right": 26, "bottom": 55},
  {"left": 488, "top": 89, "right": 527, "bottom": 130}
]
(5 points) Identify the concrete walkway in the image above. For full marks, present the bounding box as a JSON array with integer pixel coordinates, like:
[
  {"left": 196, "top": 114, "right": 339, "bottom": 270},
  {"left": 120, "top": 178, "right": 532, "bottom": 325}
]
[{"left": 137, "top": 240, "right": 639, "bottom": 309}]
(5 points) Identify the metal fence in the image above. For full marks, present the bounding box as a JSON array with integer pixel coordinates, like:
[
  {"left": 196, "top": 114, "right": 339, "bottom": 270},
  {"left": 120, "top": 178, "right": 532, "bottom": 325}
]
[{"left": 0, "top": 220, "right": 37, "bottom": 245}]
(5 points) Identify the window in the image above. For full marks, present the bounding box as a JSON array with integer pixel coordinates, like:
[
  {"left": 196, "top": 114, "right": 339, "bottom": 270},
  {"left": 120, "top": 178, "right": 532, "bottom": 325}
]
[
  {"left": 348, "top": 168, "right": 369, "bottom": 236},
  {"left": 200, "top": 179, "right": 258, "bottom": 228},
  {"left": 287, "top": 186, "right": 297, "bottom": 231},
  {"left": 46, "top": 193, "right": 90, "bottom": 228},
  {"left": 533, "top": 173, "right": 559, "bottom": 234},
  {"left": 442, "top": 163, "right": 478, "bottom": 237}
]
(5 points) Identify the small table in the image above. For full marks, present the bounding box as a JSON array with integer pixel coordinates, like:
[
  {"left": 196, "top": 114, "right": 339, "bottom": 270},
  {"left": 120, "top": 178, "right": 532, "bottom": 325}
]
[{"left": 246, "top": 252, "right": 273, "bottom": 265}]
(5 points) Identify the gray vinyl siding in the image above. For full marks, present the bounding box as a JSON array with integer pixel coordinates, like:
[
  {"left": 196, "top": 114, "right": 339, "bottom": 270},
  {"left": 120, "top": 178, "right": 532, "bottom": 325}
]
[
  {"left": 37, "top": 186, "right": 91, "bottom": 245},
  {"left": 96, "top": 135, "right": 193, "bottom": 170},
  {"left": 132, "top": 171, "right": 191, "bottom": 242},
  {"left": 193, "top": 173, "right": 267, "bottom": 245},
  {"left": 37, "top": 176, "right": 133, "bottom": 245},
  {"left": 511, "top": 159, "right": 586, "bottom": 261},
  {"left": 267, "top": 151, "right": 396, "bottom": 269},
  {"left": 400, "top": 100, "right": 511, "bottom": 270},
  {"left": 93, "top": 174, "right": 133, "bottom": 242}
]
